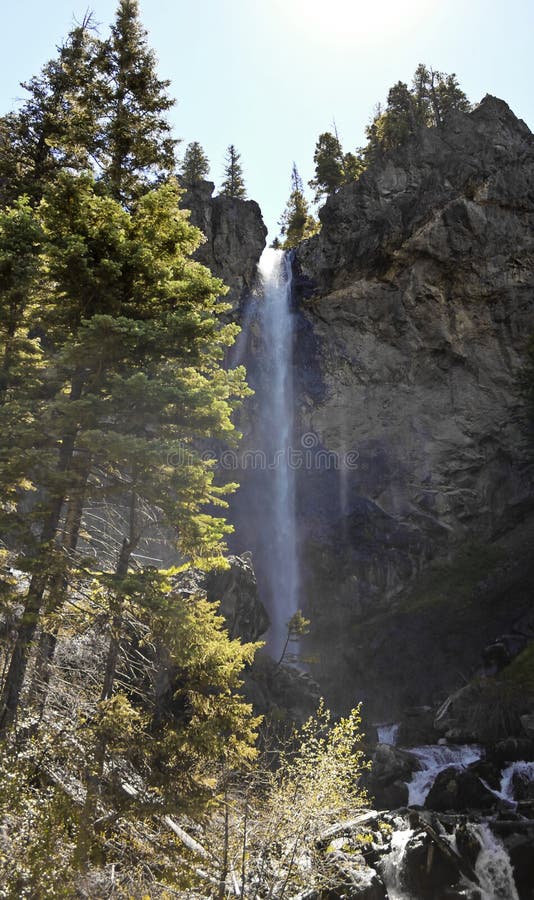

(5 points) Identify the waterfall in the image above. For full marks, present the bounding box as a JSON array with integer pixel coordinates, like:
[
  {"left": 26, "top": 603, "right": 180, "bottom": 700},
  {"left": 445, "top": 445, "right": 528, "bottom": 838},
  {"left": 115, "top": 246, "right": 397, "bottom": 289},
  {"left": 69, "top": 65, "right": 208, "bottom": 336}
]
[
  {"left": 377, "top": 723, "right": 400, "bottom": 746},
  {"left": 256, "top": 249, "right": 299, "bottom": 658},
  {"left": 380, "top": 828, "right": 414, "bottom": 900},
  {"left": 381, "top": 822, "right": 519, "bottom": 900},
  {"left": 498, "top": 759, "right": 534, "bottom": 803},
  {"left": 231, "top": 248, "right": 300, "bottom": 659}
]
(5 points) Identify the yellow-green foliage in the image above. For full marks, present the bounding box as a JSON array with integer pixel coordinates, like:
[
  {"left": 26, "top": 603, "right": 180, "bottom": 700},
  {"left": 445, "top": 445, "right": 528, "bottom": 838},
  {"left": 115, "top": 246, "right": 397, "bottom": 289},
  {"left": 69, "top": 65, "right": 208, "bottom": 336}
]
[
  {"left": 0, "top": 745, "right": 79, "bottom": 898},
  {"left": 272, "top": 700, "right": 369, "bottom": 829},
  {"left": 148, "top": 592, "right": 263, "bottom": 786},
  {"left": 87, "top": 692, "right": 145, "bottom": 750},
  {"left": 197, "top": 701, "right": 371, "bottom": 897}
]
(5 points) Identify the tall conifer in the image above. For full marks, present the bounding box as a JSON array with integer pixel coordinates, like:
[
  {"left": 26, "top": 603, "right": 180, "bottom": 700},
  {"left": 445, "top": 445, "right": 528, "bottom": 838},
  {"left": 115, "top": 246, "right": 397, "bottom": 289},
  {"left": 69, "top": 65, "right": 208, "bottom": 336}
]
[
  {"left": 279, "top": 164, "right": 317, "bottom": 248},
  {"left": 0, "top": 2, "right": 249, "bottom": 738},
  {"left": 98, "top": 0, "right": 177, "bottom": 203},
  {"left": 220, "top": 144, "right": 247, "bottom": 199},
  {"left": 0, "top": 18, "right": 101, "bottom": 205},
  {"left": 180, "top": 141, "right": 210, "bottom": 187}
]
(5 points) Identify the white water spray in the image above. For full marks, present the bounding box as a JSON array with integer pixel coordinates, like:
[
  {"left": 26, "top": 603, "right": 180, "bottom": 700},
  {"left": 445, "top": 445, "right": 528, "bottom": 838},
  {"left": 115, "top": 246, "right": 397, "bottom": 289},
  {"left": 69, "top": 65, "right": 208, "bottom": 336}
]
[
  {"left": 473, "top": 823, "right": 519, "bottom": 900},
  {"left": 380, "top": 828, "right": 414, "bottom": 900},
  {"left": 377, "top": 723, "right": 400, "bottom": 746},
  {"left": 406, "top": 744, "right": 483, "bottom": 806},
  {"left": 256, "top": 248, "right": 299, "bottom": 658},
  {"left": 499, "top": 759, "right": 534, "bottom": 803}
]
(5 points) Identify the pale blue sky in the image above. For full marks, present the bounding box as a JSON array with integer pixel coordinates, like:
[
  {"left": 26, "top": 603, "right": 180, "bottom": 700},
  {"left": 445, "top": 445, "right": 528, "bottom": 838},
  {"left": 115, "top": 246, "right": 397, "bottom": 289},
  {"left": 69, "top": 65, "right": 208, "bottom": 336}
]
[{"left": 1, "top": 1, "right": 533, "bottom": 237}]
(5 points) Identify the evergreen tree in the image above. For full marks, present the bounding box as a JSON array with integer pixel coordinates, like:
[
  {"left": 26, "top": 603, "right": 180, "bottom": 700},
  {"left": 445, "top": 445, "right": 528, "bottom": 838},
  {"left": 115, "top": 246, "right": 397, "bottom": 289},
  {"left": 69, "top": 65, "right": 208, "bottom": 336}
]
[
  {"left": 309, "top": 130, "right": 365, "bottom": 203},
  {"left": 411, "top": 63, "right": 433, "bottom": 124},
  {"left": 0, "top": 2, "right": 190, "bottom": 733},
  {"left": 0, "top": 2, "right": 264, "bottom": 884},
  {"left": 220, "top": 144, "right": 247, "bottom": 199},
  {"left": 343, "top": 150, "right": 365, "bottom": 182},
  {"left": 364, "top": 64, "right": 470, "bottom": 162},
  {"left": 0, "top": 200, "right": 47, "bottom": 567},
  {"left": 0, "top": 199, "right": 44, "bottom": 398},
  {"left": 0, "top": 175, "right": 250, "bottom": 735},
  {"left": 180, "top": 141, "right": 210, "bottom": 187},
  {"left": 379, "top": 80, "right": 417, "bottom": 150},
  {"left": 434, "top": 72, "right": 471, "bottom": 123},
  {"left": 0, "top": 17, "right": 102, "bottom": 205},
  {"left": 98, "top": 0, "right": 177, "bottom": 203},
  {"left": 0, "top": 1, "right": 178, "bottom": 208},
  {"left": 411, "top": 63, "right": 469, "bottom": 127},
  {"left": 279, "top": 164, "right": 318, "bottom": 249},
  {"left": 309, "top": 131, "right": 344, "bottom": 203}
]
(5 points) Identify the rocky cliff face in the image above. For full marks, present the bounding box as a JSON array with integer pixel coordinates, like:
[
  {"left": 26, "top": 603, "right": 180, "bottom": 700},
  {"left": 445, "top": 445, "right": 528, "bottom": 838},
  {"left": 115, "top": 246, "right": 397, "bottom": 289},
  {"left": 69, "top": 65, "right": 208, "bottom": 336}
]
[
  {"left": 291, "top": 96, "right": 534, "bottom": 720},
  {"left": 182, "top": 180, "right": 267, "bottom": 310}
]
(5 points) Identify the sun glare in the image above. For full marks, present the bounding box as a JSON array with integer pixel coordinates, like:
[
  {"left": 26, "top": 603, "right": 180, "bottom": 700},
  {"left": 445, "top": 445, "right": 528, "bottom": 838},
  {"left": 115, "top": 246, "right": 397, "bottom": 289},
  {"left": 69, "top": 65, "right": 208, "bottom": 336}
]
[{"left": 274, "top": 0, "right": 431, "bottom": 46}]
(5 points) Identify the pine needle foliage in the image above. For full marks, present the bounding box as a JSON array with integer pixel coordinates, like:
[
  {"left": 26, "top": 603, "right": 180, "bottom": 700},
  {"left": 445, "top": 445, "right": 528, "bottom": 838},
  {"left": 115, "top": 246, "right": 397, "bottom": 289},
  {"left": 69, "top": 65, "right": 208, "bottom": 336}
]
[
  {"left": 220, "top": 145, "right": 247, "bottom": 199},
  {"left": 308, "top": 64, "right": 470, "bottom": 204},
  {"left": 180, "top": 141, "right": 210, "bottom": 187},
  {"left": 0, "top": 0, "right": 256, "bottom": 782},
  {"left": 278, "top": 163, "right": 318, "bottom": 248}
]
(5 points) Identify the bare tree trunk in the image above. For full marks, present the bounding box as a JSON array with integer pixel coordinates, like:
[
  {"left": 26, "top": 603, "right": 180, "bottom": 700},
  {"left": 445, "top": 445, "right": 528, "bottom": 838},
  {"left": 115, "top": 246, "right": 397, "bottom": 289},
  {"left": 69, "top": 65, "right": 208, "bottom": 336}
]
[
  {"left": 240, "top": 800, "right": 248, "bottom": 899},
  {"left": 0, "top": 501, "right": 64, "bottom": 737},
  {"left": 77, "top": 485, "right": 137, "bottom": 868},
  {"left": 218, "top": 791, "right": 230, "bottom": 900},
  {"left": 100, "top": 483, "right": 136, "bottom": 702},
  {"left": 0, "top": 376, "right": 83, "bottom": 739},
  {"left": 29, "top": 458, "right": 90, "bottom": 715},
  {"left": 0, "top": 311, "right": 18, "bottom": 402}
]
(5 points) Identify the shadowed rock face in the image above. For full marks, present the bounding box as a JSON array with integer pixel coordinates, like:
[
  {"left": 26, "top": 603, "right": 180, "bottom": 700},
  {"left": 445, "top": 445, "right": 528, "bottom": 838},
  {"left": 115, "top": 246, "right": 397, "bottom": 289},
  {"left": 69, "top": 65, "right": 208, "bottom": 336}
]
[
  {"left": 205, "top": 553, "right": 270, "bottom": 643},
  {"left": 182, "top": 180, "right": 267, "bottom": 310},
  {"left": 172, "top": 554, "right": 269, "bottom": 645},
  {"left": 290, "top": 96, "right": 534, "bottom": 717},
  {"left": 297, "top": 95, "right": 534, "bottom": 290}
]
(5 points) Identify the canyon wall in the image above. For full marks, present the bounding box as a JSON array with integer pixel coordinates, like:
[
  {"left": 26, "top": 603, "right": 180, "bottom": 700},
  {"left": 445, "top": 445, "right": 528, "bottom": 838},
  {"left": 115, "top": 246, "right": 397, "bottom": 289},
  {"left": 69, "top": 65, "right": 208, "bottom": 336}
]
[
  {"left": 291, "top": 96, "right": 534, "bottom": 719},
  {"left": 181, "top": 103, "right": 534, "bottom": 724}
]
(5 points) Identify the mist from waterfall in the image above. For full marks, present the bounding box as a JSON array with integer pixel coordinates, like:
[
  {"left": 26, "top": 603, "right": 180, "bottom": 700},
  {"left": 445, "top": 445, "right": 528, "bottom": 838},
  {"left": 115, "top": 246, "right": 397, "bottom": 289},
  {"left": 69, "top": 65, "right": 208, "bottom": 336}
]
[{"left": 254, "top": 248, "right": 299, "bottom": 658}]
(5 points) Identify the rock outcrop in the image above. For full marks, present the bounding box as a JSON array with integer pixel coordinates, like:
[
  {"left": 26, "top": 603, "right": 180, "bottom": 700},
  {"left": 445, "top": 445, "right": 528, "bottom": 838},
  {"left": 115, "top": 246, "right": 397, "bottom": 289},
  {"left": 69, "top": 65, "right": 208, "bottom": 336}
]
[
  {"left": 205, "top": 552, "right": 270, "bottom": 643},
  {"left": 365, "top": 743, "right": 419, "bottom": 809},
  {"left": 172, "top": 554, "right": 269, "bottom": 644},
  {"left": 182, "top": 179, "right": 267, "bottom": 310},
  {"left": 289, "top": 96, "right": 534, "bottom": 719}
]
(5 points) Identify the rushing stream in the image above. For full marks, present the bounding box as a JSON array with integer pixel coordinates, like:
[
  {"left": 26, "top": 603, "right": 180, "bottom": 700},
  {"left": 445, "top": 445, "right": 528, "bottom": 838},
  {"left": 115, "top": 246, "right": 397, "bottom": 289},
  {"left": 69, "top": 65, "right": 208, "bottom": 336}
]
[
  {"left": 376, "top": 741, "right": 532, "bottom": 898},
  {"left": 381, "top": 821, "right": 519, "bottom": 900},
  {"left": 407, "top": 744, "right": 483, "bottom": 806}
]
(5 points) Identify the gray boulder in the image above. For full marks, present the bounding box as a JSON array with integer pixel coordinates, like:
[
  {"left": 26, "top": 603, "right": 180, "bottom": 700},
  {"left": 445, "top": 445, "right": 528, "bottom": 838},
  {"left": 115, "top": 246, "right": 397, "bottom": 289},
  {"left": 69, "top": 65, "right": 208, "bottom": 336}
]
[
  {"left": 205, "top": 553, "right": 269, "bottom": 642},
  {"left": 425, "top": 766, "right": 497, "bottom": 812},
  {"left": 365, "top": 744, "right": 419, "bottom": 809}
]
